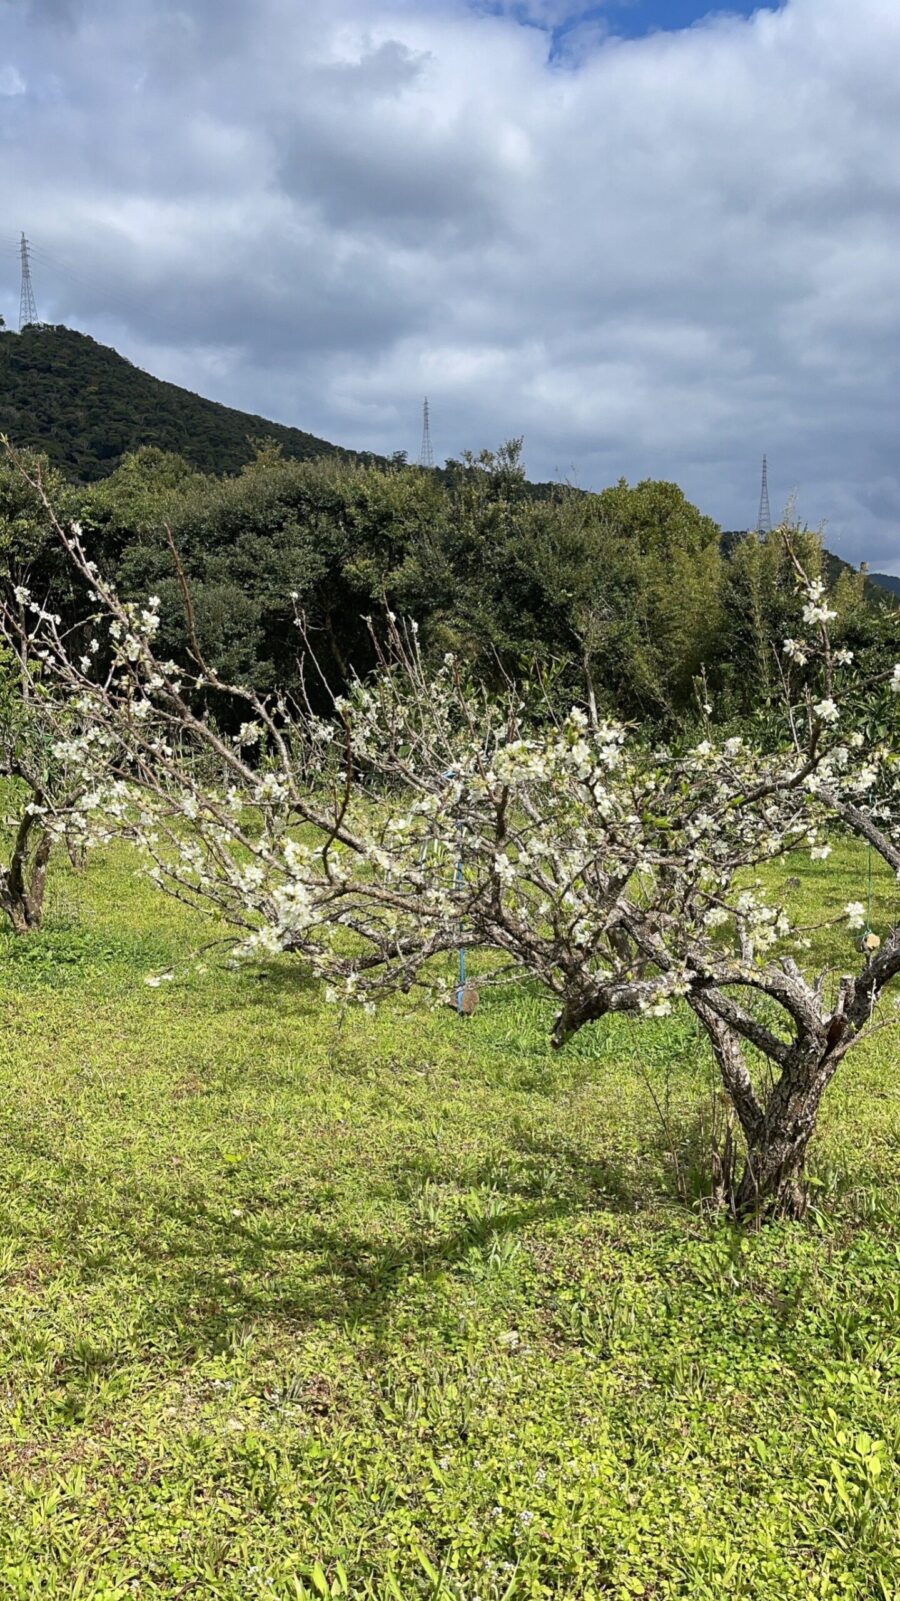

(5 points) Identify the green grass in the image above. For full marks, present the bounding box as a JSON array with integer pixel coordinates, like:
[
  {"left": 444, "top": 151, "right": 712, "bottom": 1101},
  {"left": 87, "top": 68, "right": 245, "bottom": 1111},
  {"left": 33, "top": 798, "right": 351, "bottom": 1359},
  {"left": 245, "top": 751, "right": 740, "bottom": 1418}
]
[{"left": 1, "top": 840, "right": 900, "bottom": 1598}]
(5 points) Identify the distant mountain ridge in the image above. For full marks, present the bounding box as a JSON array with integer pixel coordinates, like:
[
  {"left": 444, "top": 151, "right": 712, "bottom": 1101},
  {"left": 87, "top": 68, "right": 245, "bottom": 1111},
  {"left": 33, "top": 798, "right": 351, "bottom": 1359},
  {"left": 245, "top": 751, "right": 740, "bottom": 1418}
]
[
  {"left": 0, "top": 324, "right": 375, "bottom": 482},
  {"left": 868, "top": 571, "right": 900, "bottom": 598}
]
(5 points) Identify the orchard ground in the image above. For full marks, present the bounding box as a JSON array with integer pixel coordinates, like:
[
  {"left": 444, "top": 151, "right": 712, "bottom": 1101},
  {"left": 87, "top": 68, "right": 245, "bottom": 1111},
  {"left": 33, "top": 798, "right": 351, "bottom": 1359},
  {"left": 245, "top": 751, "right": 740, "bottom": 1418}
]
[{"left": 1, "top": 834, "right": 900, "bottom": 1599}]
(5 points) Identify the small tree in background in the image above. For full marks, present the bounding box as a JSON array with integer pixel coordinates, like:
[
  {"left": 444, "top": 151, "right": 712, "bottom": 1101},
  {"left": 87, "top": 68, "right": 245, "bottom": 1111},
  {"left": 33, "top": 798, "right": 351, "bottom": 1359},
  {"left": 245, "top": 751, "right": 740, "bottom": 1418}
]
[
  {"left": 4, "top": 453, "right": 900, "bottom": 1218},
  {"left": 0, "top": 641, "right": 117, "bottom": 933}
]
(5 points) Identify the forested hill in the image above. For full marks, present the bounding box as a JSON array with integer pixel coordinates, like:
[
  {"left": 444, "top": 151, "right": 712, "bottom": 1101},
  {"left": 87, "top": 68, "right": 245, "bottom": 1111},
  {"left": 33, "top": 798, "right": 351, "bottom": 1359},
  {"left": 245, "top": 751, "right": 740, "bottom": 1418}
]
[
  {"left": 869, "top": 571, "right": 900, "bottom": 599},
  {"left": 0, "top": 325, "right": 369, "bottom": 481}
]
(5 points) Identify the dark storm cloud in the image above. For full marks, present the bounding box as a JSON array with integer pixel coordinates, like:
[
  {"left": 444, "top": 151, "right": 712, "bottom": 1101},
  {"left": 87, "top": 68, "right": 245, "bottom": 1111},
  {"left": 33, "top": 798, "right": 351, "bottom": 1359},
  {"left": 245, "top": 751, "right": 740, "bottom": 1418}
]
[{"left": 0, "top": 0, "right": 899, "bottom": 568}]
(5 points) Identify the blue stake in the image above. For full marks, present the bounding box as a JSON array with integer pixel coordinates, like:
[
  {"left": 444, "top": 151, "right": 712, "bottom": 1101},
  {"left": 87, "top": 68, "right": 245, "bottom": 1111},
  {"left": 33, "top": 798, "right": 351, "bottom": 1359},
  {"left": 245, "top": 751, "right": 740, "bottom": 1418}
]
[
  {"left": 455, "top": 833, "right": 466, "bottom": 1012},
  {"left": 444, "top": 771, "right": 475, "bottom": 1015}
]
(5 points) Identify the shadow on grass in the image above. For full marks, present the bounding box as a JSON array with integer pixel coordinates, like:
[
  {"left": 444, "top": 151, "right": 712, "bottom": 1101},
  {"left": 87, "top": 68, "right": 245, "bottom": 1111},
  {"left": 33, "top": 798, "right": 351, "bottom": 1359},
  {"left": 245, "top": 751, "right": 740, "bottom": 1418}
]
[
  {"left": 384, "top": 1130, "right": 639, "bottom": 1211},
  {"left": 20, "top": 1128, "right": 652, "bottom": 1365}
]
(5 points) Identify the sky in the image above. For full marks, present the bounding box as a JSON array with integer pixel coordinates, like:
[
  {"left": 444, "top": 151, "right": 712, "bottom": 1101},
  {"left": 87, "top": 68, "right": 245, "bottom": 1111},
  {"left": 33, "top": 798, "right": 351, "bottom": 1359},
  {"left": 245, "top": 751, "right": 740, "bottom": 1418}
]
[{"left": 1, "top": 0, "right": 898, "bottom": 569}]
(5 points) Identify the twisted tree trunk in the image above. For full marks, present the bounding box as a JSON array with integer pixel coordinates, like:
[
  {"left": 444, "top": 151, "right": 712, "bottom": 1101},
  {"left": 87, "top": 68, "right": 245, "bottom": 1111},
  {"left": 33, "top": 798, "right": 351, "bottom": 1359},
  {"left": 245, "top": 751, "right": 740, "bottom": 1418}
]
[
  {"left": 692, "top": 998, "right": 844, "bottom": 1222},
  {"left": 732, "top": 1044, "right": 841, "bottom": 1220},
  {"left": 0, "top": 809, "right": 52, "bottom": 933}
]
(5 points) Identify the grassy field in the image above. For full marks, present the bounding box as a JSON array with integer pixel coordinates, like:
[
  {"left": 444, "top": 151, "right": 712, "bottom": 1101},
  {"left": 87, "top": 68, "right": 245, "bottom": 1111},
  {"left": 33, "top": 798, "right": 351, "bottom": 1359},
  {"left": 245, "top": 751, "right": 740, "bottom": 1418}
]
[{"left": 2, "top": 839, "right": 900, "bottom": 1599}]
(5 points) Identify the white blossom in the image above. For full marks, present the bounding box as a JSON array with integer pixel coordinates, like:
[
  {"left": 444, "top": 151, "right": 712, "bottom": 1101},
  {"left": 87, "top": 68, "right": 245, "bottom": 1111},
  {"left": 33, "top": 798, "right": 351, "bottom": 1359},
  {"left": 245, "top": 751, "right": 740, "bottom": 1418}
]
[
  {"left": 803, "top": 604, "right": 837, "bottom": 626},
  {"left": 813, "top": 698, "right": 839, "bottom": 724}
]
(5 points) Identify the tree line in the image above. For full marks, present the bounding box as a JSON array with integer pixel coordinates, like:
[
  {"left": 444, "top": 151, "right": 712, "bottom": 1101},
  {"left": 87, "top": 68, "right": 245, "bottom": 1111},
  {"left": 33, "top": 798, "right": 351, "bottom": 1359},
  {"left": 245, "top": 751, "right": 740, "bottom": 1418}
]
[{"left": 1, "top": 436, "right": 890, "bottom": 733}]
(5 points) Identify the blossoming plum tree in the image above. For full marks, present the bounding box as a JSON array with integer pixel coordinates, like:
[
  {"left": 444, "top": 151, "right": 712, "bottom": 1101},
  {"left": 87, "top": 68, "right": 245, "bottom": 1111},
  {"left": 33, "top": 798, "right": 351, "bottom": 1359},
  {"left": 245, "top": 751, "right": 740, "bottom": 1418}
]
[{"left": 4, "top": 456, "right": 900, "bottom": 1218}]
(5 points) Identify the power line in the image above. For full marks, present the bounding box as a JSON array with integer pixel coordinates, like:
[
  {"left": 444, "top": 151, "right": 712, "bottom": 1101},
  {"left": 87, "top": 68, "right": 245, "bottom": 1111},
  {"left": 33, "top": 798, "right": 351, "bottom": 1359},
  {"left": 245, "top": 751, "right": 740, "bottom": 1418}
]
[
  {"left": 5, "top": 234, "right": 193, "bottom": 348},
  {"left": 27, "top": 240, "right": 179, "bottom": 340}
]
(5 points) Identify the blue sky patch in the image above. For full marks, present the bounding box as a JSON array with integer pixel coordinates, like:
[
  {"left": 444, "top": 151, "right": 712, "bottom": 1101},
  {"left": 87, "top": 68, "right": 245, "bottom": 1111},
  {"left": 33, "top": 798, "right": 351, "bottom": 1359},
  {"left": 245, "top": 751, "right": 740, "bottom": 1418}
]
[
  {"left": 477, "top": 1, "right": 784, "bottom": 54},
  {"left": 578, "top": 0, "right": 782, "bottom": 38}
]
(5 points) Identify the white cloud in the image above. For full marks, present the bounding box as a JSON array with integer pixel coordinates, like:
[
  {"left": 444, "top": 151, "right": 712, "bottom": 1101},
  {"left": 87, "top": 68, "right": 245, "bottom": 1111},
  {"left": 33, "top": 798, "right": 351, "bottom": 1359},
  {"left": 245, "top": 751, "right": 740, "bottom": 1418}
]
[
  {"left": 0, "top": 64, "right": 26, "bottom": 95},
  {"left": 0, "top": 0, "right": 898, "bottom": 568}
]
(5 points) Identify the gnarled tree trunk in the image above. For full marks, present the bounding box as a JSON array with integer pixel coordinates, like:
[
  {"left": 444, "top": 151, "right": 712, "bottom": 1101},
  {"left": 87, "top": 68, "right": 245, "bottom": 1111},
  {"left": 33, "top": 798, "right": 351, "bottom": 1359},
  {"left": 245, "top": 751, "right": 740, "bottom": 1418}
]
[
  {"left": 733, "top": 1075, "right": 822, "bottom": 1219},
  {"left": 692, "top": 998, "right": 844, "bottom": 1222},
  {"left": 0, "top": 808, "right": 52, "bottom": 934}
]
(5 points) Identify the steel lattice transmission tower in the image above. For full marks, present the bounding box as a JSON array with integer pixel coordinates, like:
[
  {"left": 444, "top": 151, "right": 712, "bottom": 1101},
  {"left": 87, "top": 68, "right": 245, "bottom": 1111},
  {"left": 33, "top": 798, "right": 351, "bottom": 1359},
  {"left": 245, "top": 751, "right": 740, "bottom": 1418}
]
[
  {"left": 19, "top": 233, "right": 38, "bottom": 330},
  {"left": 418, "top": 397, "right": 434, "bottom": 469},
  {"left": 756, "top": 454, "right": 772, "bottom": 534}
]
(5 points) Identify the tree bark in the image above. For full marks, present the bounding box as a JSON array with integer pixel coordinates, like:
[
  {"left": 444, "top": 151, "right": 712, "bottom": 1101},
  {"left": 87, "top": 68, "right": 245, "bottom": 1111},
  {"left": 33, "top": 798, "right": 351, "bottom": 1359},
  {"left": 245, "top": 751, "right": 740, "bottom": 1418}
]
[
  {"left": 692, "top": 998, "right": 845, "bottom": 1222},
  {"left": 732, "top": 1046, "right": 838, "bottom": 1220},
  {"left": 734, "top": 1139, "right": 810, "bottom": 1220},
  {"left": 691, "top": 1000, "right": 763, "bottom": 1145},
  {"left": 1, "top": 888, "right": 44, "bottom": 934},
  {"left": 0, "top": 821, "right": 52, "bottom": 934}
]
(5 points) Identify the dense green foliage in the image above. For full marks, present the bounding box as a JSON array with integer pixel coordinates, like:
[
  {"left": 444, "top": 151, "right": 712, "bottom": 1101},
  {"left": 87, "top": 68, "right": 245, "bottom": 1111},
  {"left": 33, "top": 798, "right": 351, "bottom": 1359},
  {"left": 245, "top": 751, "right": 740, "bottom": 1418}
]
[
  {"left": 1, "top": 327, "right": 893, "bottom": 728},
  {"left": 6, "top": 438, "right": 881, "bottom": 727},
  {"left": 1, "top": 832, "right": 900, "bottom": 1597},
  {"left": 0, "top": 327, "right": 358, "bottom": 481}
]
